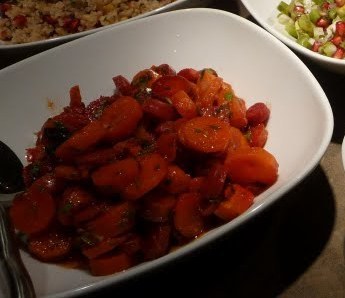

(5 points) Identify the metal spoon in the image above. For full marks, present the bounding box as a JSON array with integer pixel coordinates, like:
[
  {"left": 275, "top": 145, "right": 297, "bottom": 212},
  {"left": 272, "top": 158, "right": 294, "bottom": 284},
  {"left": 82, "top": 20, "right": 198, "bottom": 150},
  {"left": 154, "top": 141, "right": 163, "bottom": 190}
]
[{"left": 0, "top": 140, "right": 36, "bottom": 298}]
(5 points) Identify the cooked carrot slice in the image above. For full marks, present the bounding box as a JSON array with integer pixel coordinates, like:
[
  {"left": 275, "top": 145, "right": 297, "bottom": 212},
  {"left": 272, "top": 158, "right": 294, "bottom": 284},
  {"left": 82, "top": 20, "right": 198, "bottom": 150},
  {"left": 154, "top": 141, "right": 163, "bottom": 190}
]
[
  {"left": 151, "top": 75, "right": 192, "bottom": 98},
  {"left": 131, "top": 69, "right": 159, "bottom": 89},
  {"left": 91, "top": 158, "right": 139, "bottom": 194},
  {"left": 28, "top": 230, "right": 73, "bottom": 262},
  {"left": 142, "top": 98, "right": 177, "bottom": 121},
  {"left": 226, "top": 126, "right": 250, "bottom": 156},
  {"left": 75, "top": 147, "right": 118, "bottom": 167},
  {"left": 57, "top": 186, "right": 94, "bottom": 226},
  {"left": 170, "top": 90, "right": 198, "bottom": 119},
  {"left": 100, "top": 96, "right": 143, "bottom": 142},
  {"left": 214, "top": 184, "right": 254, "bottom": 221},
  {"left": 225, "top": 147, "right": 279, "bottom": 185},
  {"left": 174, "top": 192, "right": 204, "bottom": 238},
  {"left": 142, "top": 224, "right": 171, "bottom": 260},
  {"left": 55, "top": 120, "right": 107, "bottom": 161},
  {"left": 228, "top": 97, "right": 248, "bottom": 129},
  {"left": 82, "top": 236, "right": 127, "bottom": 259},
  {"left": 89, "top": 252, "right": 132, "bottom": 276},
  {"left": 178, "top": 116, "right": 232, "bottom": 153},
  {"left": 54, "top": 165, "right": 82, "bottom": 180},
  {"left": 140, "top": 192, "right": 176, "bottom": 222},
  {"left": 162, "top": 165, "right": 191, "bottom": 194},
  {"left": 177, "top": 68, "right": 200, "bottom": 83},
  {"left": 196, "top": 71, "right": 223, "bottom": 110},
  {"left": 69, "top": 85, "right": 83, "bottom": 109},
  {"left": 9, "top": 188, "right": 56, "bottom": 235},
  {"left": 247, "top": 124, "right": 268, "bottom": 148},
  {"left": 200, "top": 163, "right": 227, "bottom": 199},
  {"left": 122, "top": 153, "right": 168, "bottom": 200},
  {"left": 73, "top": 201, "right": 109, "bottom": 226},
  {"left": 156, "top": 132, "right": 177, "bottom": 162},
  {"left": 86, "top": 202, "right": 136, "bottom": 238}
]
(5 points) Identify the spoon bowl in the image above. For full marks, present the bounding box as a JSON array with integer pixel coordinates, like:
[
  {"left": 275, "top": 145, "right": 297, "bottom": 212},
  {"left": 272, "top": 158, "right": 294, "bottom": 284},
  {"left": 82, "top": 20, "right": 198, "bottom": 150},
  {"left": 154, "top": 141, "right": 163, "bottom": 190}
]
[{"left": 0, "top": 140, "right": 36, "bottom": 298}]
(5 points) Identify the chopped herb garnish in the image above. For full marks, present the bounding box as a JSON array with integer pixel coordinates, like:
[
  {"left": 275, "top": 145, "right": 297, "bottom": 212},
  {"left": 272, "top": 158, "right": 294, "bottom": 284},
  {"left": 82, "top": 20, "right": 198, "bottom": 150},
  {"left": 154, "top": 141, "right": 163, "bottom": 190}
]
[{"left": 224, "top": 92, "right": 233, "bottom": 101}]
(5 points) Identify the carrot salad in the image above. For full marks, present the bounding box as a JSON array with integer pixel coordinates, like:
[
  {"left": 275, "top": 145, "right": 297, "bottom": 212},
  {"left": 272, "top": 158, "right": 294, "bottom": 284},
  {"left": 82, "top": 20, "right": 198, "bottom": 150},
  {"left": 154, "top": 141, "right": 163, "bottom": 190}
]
[{"left": 9, "top": 64, "right": 279, "bottom": 276}]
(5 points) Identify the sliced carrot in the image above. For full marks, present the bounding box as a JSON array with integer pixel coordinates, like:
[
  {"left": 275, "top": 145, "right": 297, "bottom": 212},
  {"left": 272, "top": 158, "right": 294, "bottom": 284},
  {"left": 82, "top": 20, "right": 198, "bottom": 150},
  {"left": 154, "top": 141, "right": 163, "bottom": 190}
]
[
  {"left": 170, "top": 90, "right": 198, "bottom": 119},
  {"left": 112, "top": 75, "right": 133, "bottom": 96},
  {"left": 57, "top": 186, "right": 94, "bottom": 226},
  {"left": 139, "top": 192, "right": 176, "bottom": 222},
  {"left": 200, "top": 163, "right": 227, "bottom": 199},
  {"left": 178, "top": 116, "right": 232, "bottom": 153},
  {"left": 142, "top": 224, "right": 172, "bottom": 260},
  {"left": 177, "top": 68, "right": 200, "bottom": 83},
  {"left": 226, "top": 126, "right": 250, "bottom": 156},
  {"left": 30, "top": 173, "right": 65, "bottom": 194},
  {"left": 131, "top": 69, "right": 159, "bottom": 89},
  {"left": 156, "top": 132, "right": 177, "bottom": 162},
  {"left": 82, "top": 236, "right": 127, "bottom": 259},
  {"left": 151, "top": 75, "right": 192, "bottom": 98},
  {"left": 89, "top": 252, "right": 132, "bottom": 276},
  {"left": 100, "top": 96, "right": 143, "bottom": 142},
  {"left": 188, "top": 177, "right": 206, "bottom": 193},
  {"left": 9, "top": 187, "right": 56, "bottom": 235},
  {"left": 174, "top": 192, "right": 204, "bottom": 238},
  {"left": 55, "top": 120, "right": 107, "bottom": 161},
  {"left": 197, "top": 74, "right": 223, "bottom": 110},
  {"left": 151, "top": 64, "right": 176, "bottom": 76},
  {"left": 91, "top": 158, "right": 139, "bottom": 194},
  {"left": 69, "top": 85, "right": 83, "bottom": 109},
  {"left": 73, "top": 201, "right": 109, "bottom": 226},
  {"left": 162, "top": 165, "right": 191, "bottom": 194},
  {"left": 247, "top": 124, "right": 268, "bottom": 148},
  {"left": 214, "top": 184, "right": 254, "bottom": 221},
  {"left": 119, "top": 233, "right": 142, "bottom": 255},
  {"left": 225, "top": 147, "right": 279, "bottom": 185},
  {"left": 54, "top": 165, "right": 82, "bottom": 180},
  {"left": 228, "top": 97, "right": 248, "bottom": 129},
  {"left": 86, "top": 202, "right": 136, "bottom": 238},
  {"left": 142, "top": 98, "right": 177, "bottom": 121},
  {"left": 75, "top": 147, "right": 118, "bottom": 167},
  {"left": 28, "top": 230, "right": 73, "bottom": 262},
  {"left": 122, "top": 153, "right": 168, "bottom": 200}
]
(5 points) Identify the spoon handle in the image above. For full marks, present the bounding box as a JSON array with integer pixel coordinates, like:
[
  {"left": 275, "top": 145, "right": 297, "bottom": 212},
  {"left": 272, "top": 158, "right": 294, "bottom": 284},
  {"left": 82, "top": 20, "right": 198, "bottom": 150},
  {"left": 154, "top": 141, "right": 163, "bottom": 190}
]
[{"left": 0, "top": 204, "right": 36, "bottom": 298}]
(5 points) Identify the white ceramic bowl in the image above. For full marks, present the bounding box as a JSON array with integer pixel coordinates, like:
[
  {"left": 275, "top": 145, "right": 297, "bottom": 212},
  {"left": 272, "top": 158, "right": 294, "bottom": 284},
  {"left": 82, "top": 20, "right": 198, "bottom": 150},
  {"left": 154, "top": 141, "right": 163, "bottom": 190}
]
[
  {"left": 0, "top": 0, "right": 211, "bottom": 54},
  {"left": 0, "top": 8, "right": 333, "bottom": 298},
  {"left": 240, "top": 0, "right": 345, "bottom": 74}
]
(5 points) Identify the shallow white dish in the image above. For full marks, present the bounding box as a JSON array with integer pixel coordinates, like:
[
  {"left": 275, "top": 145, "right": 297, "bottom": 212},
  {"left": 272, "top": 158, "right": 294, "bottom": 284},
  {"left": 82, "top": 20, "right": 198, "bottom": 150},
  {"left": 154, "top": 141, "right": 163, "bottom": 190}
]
[
  {"left": 240, "top": 0, "right": 345, "bottom": 74},
  {"left": 0, "top": 7, "right": 333, "bottom": 298},
  {"left": 0, "top": 0, "right": 211, "bottom": 54}
]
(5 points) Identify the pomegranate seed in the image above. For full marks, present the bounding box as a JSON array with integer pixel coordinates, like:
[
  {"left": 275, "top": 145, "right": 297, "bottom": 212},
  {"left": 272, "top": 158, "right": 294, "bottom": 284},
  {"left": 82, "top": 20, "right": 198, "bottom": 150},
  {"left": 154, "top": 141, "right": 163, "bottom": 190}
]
[
  {"left": 312, "top": 41, "right": 322, "bottom": 52},
  {"left": 68, "top": 19, "right": 80, "bottom": 33},
  {"left": 13, "top": 15, "right": 27, "bottom": 28},
  {"left": 0, "top": 3, "right": 11, "bottom": 16},
  {"left": 331, "top": 35, "right": 343, "bottom": 46},
  {"left": 42, "top": 15, "right": 57, "bottom": 25},
  {"left": 335, "top": 21, "right": 345, "bottom": 37},
  {"left": 333, "top": 47, "right": 345, "bottom": 59},
  {"left": 322, "top": 2, "right": 330, "bottom": 10},
  {"left": 294, "top": 5, "right": 305, "bottom": 15},
  {"left": 316, "top": 17, "right": 331, "bottom": 28}
]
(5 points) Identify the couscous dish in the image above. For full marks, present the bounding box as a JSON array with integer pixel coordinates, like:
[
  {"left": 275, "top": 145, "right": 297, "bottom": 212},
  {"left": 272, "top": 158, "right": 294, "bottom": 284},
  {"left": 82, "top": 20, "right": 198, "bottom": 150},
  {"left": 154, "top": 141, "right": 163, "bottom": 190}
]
[{"left": 0, "top": 0, "right": 175, "bottom": 44}]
